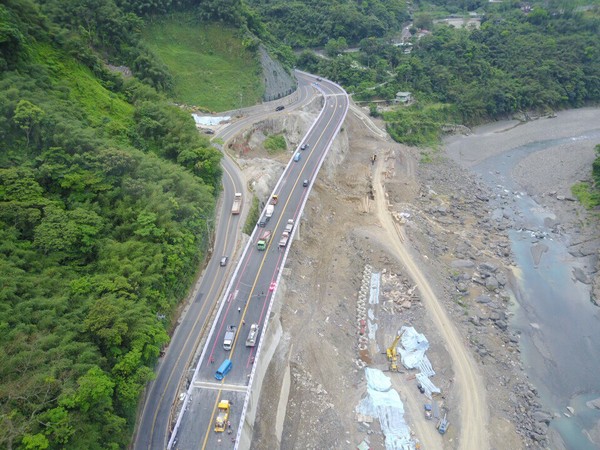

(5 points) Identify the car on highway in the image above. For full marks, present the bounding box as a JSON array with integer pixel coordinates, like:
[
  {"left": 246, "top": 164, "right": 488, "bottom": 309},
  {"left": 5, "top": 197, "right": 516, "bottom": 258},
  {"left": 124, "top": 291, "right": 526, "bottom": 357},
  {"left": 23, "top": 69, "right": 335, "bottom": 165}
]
[
  {"left": 303, "top": 179, "right": 309, "bottom": 187},
  {"left": 220, "top": 256, "right": 228, "bottom": 267},
  {"left": 269, "top": 281, "right": 277, "bottom": 291},
  {"left": 215, "top": 359, "right": 232, "bottom": 380},
  {"left": 293, "top": 152, "right": 301, "bottom": 162},
  {"left": 300, "top": 143, "right": 308, "bottom": 150},
  {"left": 316, "top": 77, "right": 322, "bottom": 81},
  {"left": 275, "top": 105, "right": 284, "bottom": 111}
]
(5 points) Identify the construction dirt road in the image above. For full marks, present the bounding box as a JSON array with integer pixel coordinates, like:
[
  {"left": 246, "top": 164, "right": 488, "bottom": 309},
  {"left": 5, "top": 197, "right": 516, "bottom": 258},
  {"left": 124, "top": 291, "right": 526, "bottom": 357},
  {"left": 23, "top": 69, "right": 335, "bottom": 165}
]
[
  {"left": 229, "top": 98, "right": 600, "bottom": 449},
  {"left": 371, "top": 153, "right": 488, "bottom": 450}
]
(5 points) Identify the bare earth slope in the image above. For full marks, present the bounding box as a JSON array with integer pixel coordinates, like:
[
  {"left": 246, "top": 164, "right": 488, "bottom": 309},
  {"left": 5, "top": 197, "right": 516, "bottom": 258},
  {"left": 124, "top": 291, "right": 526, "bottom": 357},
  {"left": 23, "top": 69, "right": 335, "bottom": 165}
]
[
  {"left": 244, "top": 103, "right": 600, "bottom": 450},
  {"left": 372, "top": 153, "right": 489, "bottom": 449}
]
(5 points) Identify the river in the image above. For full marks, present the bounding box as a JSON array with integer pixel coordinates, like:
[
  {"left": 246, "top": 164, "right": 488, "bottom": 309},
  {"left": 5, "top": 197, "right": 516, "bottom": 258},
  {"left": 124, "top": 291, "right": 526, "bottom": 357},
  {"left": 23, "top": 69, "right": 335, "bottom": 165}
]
[{"left": 445, "top": 110, "right": 600, "bottom": 449}]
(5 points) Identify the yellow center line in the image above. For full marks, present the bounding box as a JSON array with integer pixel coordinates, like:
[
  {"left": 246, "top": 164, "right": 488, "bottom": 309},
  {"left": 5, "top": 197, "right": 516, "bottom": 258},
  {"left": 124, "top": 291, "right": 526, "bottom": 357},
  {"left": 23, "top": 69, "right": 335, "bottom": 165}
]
[
  {"left": 146, "top": 164, "right": 240, "bottom": 449},
  {"left": 199, "top": 86, "right": 345, "bottom": 448}
]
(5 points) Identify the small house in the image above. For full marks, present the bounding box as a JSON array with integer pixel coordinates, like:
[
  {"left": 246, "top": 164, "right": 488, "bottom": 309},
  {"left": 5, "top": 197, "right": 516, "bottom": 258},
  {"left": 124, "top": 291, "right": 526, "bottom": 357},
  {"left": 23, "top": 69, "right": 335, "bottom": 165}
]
[{"left": 394, "top": 92, "right": 412, "bottom": 104}]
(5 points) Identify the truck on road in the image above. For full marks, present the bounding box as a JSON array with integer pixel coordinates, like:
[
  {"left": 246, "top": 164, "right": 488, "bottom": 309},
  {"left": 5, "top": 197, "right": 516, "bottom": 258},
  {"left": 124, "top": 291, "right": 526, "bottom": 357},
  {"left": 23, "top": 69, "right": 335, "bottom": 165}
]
[
  {"left": 257, "top": 230, "right": 271, "bottom": 250},
  {"left": 231, "top": 193, "right": 242, "bottom": 215},
  {"left": 214, "top": 400, "right": 230, "bottom": 432},
  {"left": 270, "top": 194, "right": 279, "bottom": 205},
  {"left": 245, "top": 323, "right": 259, "bottom": 347},
  {"left": 279, "top": 231, "right": 290, "bottom": 248},
  {"left": 223, "top": 325, "right": 237, "bottom": 351},
  {"left": 284, "top": 219, "right": 294, "bottom": 234},
  {"left": 265, "top": 204, "right": 274, "bottom": 220}
]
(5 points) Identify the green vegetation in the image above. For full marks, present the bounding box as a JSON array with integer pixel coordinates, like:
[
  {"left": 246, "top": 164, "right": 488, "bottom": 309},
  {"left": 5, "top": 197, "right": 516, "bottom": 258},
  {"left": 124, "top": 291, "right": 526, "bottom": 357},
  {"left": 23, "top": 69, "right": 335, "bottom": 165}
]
[
  {"left": 243, "top": 196, "right": 261, "bottom": 235},
  {"left": 142, "top": 16, "right": 263, "bottom": 111},
  {"left": 384, "top": 103, "right": 459, "bottom": 147},
  {"left": 576, "top": 144, "right": 600, "bottom": 209},
  {"left": 263, "top": 134, "right": 287, "bottom": 154},
  {"left": 571, "top": 182, "right": 598, "bottom": 209},
  {"left": 298, "top": 3, "right": 600, "bottom": 144},
  {"left": 0, "top": 1, "right": 222, "bottom": 448},
  {"left": 247, "top": 0, "right": 410, "bottom": 48}
]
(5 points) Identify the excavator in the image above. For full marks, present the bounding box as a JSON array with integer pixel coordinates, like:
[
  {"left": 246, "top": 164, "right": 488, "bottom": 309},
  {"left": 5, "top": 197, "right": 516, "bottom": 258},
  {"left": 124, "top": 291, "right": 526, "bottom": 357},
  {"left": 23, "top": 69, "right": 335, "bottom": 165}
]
[{"left": 386, "top": 331, "right": 403, "bottom": 372}]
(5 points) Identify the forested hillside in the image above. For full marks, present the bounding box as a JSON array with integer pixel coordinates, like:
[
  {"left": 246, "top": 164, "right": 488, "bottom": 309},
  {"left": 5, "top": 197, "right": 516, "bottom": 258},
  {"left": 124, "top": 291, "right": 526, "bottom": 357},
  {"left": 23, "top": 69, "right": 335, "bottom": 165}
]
[
  {"left": 297, "top": 3, "right": 600, "bottom": 144},
  {"left": 0, "top": 1, "right": 223, "bottom": 448},
  {"left": 248, "top": 0, "right": 410, "bottom": 47}
]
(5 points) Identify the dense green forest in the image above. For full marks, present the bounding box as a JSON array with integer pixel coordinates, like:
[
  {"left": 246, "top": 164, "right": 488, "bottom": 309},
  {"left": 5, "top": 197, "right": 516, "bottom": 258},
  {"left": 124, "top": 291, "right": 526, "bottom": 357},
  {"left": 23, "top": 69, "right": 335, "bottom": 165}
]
[
  {"left": 1, "top": 0, "right": 600, "bottom": 448},
  {"left": 0, "top": 0, "right": 226, "bottom": 448},
  {"left": 247, "top": 0, "right": 410, "bottom": 47},
  {"left": 297, "top": 2, "right": 600, "bottom": 143}
]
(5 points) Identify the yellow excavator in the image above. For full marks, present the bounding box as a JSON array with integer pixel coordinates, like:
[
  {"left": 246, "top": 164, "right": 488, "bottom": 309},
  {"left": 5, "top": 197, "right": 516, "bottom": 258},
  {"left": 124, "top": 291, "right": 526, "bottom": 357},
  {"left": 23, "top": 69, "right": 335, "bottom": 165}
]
[{"left": 386, "top": 332, "right": 403, "bottom": 372}]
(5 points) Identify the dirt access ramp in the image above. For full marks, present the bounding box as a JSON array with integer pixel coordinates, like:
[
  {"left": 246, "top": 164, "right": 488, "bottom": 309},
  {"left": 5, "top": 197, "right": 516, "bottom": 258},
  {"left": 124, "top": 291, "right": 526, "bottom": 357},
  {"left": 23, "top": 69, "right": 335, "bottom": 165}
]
[
  {"left": 372, "top": 152, "right": 489, "bottom": 449},
  {"left": 245, "top": 103, "right": 493, "bottom": 449}
]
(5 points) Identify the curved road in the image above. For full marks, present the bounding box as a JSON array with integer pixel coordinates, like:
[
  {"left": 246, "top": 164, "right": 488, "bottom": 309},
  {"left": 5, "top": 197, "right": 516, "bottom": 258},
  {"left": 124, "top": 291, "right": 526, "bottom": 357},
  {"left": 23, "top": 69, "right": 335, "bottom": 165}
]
[
  {"left": 167, "top": 74, "right": 348, "bottom": 449},
  {"left": 133, "top": 73, "right": 326, "bottom": 450}
]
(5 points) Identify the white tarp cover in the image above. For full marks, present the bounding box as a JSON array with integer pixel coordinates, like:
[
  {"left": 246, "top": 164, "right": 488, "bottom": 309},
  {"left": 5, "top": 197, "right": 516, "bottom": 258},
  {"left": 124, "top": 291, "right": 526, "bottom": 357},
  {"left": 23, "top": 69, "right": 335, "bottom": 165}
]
[
  {"left": 397, "top": 326, "right": 429, "bottom": 369},
  {"left": 192, "top": 114, "right": 230, "bottom": 126},
  {"left": 397, "top": 326, "right": 441, "bottom": 398},
  {"left": 369, "top": 272, "right": 381, "bottom": 304},
  {"left": 417, "top": 355, "right": 435, "bottom": 378},
  {"left": 415, "top": 373, "right": 441, "bottom": 399},
  {"left": 356, "top": 368, "right": 416, "bottom": 450}
]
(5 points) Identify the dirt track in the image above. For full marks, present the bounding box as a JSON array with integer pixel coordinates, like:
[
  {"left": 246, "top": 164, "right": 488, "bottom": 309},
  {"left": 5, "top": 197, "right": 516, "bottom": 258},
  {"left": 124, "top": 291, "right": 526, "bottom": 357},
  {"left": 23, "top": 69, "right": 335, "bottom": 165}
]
[
  {"left": 247, "top": 101, "right": 528, "bottom": 450},
  {"left": 373, "top": 150, "right": 489, "bottom": 450}
]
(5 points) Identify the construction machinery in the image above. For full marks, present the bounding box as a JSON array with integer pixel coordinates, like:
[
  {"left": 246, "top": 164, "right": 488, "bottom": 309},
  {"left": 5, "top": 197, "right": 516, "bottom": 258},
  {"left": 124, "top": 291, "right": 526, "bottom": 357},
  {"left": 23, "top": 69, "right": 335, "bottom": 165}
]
[
  {"left": 214, "top": 400, "right": 230, "bottom": 432},
  {"left": 437, "top": 413, "right": 449, "bottom": 435},
  {"left": 386, "top": 332, "right": 403, "bottom": 372}
]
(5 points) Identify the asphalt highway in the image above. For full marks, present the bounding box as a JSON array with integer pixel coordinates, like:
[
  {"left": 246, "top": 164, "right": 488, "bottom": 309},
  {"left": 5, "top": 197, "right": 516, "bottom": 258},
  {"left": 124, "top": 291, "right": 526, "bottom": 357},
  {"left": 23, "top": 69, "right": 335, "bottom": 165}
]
[
  {"left": 133, "top": 130, "right": 246, "bottom": 450},
  {"left": 169, "top": 73, "right": 348, "bottom": 449},
  {"left": 133, "top": 72, "right": 347, "bottom": 450}
]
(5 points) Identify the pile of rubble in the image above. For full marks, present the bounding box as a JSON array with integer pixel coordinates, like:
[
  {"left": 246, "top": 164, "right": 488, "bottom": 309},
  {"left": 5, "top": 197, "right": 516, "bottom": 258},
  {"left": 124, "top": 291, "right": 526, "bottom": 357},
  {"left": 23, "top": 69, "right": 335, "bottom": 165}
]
[{"left": 380, "top": 270, "right": 420, "bottom": 313}]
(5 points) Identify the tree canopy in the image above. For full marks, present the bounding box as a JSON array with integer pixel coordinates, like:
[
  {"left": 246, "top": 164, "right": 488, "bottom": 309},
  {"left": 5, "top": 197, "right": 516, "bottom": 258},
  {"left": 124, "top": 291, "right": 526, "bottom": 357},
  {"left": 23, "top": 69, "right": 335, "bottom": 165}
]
[
  {"left": 297, "top": 3, "right": 600, "bottom": 137},
  {"left": 0, "top": 1, "right": 222, "bottom": 448}
]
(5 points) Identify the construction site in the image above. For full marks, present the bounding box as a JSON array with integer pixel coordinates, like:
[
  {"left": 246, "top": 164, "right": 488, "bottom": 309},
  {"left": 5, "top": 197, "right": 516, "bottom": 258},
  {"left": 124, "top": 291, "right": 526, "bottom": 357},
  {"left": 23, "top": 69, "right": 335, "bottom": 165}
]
[{"left": 222, "top": 94, "right": 600, "bottom": 449}]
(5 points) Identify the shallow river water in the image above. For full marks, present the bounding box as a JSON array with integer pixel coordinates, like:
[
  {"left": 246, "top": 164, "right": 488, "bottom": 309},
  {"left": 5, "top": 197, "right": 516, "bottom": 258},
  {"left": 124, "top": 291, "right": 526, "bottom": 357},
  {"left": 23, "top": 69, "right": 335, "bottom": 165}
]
[{"left": 447, "top": 123, "right": 600, "bottom": 449}]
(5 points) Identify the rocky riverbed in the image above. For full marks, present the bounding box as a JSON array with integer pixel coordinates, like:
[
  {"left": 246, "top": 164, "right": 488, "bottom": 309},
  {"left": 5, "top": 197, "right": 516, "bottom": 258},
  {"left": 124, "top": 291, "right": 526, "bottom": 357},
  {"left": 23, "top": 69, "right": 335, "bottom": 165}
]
[
  {"left": 441, "top": 107, "right": 600, "bottom": 449},
  {"left": 245, "top": 104, "right": 600, "bottom": 449}
]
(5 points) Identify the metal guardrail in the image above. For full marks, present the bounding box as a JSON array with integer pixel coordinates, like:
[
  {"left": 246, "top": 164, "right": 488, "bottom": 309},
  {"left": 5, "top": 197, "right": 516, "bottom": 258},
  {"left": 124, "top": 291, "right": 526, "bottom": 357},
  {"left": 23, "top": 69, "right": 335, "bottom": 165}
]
[{"left": 167, "top": 73, "right": 349, "bottom": 450}]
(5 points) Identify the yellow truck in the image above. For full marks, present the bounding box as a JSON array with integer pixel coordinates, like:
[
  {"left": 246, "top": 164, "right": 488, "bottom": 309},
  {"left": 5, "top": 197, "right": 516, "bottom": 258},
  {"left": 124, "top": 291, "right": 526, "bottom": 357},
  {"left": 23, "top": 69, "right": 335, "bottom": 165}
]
[{"left": 214, "top": 400, "right": 230, "bottom": 432}]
